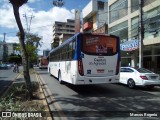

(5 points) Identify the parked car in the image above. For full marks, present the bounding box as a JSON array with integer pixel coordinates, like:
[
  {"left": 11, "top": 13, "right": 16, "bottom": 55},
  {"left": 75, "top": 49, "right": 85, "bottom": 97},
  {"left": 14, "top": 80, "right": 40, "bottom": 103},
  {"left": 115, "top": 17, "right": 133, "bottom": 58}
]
[
  {"left": 6, "top": 64, "right": 13, "bottom": 69},
  {"left": 120, "top": 67, "right": 160, "bottom": 88},
  {"left": 0, "top": 64, "right": 8, "bottom": 69}
]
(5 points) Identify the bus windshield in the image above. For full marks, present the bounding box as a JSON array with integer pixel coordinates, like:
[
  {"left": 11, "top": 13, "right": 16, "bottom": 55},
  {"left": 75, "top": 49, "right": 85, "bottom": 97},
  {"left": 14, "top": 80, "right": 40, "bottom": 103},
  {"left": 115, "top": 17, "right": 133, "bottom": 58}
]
[{"left": 82, "top": 34, "right": 117, "bottom": 55}]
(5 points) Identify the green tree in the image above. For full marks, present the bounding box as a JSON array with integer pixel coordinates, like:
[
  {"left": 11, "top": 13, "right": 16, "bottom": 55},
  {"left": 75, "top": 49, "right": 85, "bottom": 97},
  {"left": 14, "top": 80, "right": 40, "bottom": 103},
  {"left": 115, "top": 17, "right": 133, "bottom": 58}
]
[
  {"left": 17, "top": 32, "right": 41, "bottom": 48},
  {"left": 8, "top": 54, "right": 22, "bottom": 64},
  {"left": 17, "top": 32, "right": 41, "bottom": 67},
  {"left": 26, "top": 33, "right": 41, "bottom": 48},
  {"left": 26, "top": 44, "right": 38, "bottom": 67},
  {"left": 9, "top": 0, "right": 33, "bottom": 98}
]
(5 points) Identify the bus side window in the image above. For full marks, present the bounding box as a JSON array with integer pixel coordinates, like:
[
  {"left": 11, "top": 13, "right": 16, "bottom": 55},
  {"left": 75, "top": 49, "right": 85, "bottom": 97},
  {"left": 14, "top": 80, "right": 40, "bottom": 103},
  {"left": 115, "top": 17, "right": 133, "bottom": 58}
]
[
  {"left": 53, "top": 53, "right": 55, "bottom": 61},
  {"left": 59, "top": 48, "right": 61, "bottom": 60},
  {"left": 67, "top": 44, "right": 69, "bottom": 60},
  {"left": 64, "top": 45, "right": 68, "bottom": 60},
  {"left": 58, "top": 49, "right": 60, "bottom": 61},
  {"left": 72, "top": 40, "right": 76, "bottom": 58},
  {"left": 61, "top": 46, "right": 64, "bottom": 60},
  {"left": 69, "top": 42, "right": 72, "bottom": 60},
  {"left": 55, "top": 51, "right": 58, "bottom": 61}
]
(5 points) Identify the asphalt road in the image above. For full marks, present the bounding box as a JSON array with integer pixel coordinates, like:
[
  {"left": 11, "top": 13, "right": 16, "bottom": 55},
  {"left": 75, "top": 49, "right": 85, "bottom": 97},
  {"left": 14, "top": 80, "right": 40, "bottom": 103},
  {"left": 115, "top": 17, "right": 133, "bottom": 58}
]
[
  {"left": 0, "top": 68, "right": 19, "bottom": 96},
  {"left": 35, "top": 68, "right": 160, "bottom": 120}
]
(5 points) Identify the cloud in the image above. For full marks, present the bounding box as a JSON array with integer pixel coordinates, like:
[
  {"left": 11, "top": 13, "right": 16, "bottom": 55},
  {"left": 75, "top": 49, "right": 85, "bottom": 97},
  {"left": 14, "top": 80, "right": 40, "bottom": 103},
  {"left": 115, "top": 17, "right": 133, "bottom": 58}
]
[
  {"left": 1, "top": 0, "right": 39, "bottom": 3},
  {"left": 5, "top": 36, "right": 19, "bottom": 43},
  {"left": 28, "top": 0, "right": 40, "bottom": 3},
  {"left": 27, "top": 6, "right": 75, "bottom": 55},
  {"left": 0, "top": 4, "right": 16, "bottom": 29},
  {"left": 0, "top": 34, "right": 19, "bottom": 43},
  {"left": 0, "top": 2, "right": 75, "bottom": 55}
]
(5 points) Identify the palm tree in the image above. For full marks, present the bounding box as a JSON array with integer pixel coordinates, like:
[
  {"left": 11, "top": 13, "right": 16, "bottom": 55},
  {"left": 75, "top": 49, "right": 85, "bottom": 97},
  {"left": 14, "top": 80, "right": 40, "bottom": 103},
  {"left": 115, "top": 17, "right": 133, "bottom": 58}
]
[{"left": 9, "top": 0, "right": 33, "bottom": 98}]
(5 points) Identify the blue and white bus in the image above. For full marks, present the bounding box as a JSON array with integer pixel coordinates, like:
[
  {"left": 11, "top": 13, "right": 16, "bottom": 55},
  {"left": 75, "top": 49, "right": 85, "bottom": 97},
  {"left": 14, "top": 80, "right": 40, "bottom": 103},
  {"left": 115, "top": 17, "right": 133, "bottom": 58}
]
[{"left": 48, "top": 33, "right": 120, "bottom": 85}]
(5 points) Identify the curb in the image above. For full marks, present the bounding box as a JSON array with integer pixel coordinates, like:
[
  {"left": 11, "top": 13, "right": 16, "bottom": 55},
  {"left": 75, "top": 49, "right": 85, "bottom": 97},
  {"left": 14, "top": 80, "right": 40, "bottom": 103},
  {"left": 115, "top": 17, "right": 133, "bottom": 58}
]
[
  {"left": 34, "top": 71, "right": 53, "bottom": 120},
  {"left": 35, "top": 71, "right": 54, "bottom": 120},
  {"left": 35, "top": 71, "right": 68, "bottom": 120}
]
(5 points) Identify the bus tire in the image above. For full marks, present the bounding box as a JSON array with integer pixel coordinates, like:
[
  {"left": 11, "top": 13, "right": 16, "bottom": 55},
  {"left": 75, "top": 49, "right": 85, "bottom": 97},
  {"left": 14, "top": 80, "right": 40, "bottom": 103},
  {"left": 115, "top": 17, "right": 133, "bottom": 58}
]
[
  {"left": 49, "top": 68, "right": 52, "bottom": 76},
  {"left": 58, "top": 71, "right": 63, "bottom": 84}
]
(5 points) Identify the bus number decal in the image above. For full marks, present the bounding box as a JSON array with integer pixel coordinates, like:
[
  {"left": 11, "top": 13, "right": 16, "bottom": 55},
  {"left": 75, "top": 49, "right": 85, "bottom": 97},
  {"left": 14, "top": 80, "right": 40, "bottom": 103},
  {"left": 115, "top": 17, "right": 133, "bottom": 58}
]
[
  {"left": 108, "top": 70, "right": 113, "bottom": 73},
  {"left": 87, "top": 70, "right": 91, "bottom": 74}
]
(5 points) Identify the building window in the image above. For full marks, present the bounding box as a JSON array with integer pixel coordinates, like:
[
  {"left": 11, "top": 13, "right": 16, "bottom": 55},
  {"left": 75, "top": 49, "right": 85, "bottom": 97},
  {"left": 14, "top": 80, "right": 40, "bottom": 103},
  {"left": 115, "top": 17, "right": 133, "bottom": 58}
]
[
  {"left": 109, "top": 21, "right": 128, "bottom": 40},
  {"left": 98, "top": 1, "right": 104, "bottom": 10},
  {"left": 131, "top": 17, "right": 139, "bottom": 38},
  {"left": 144, "top": 6, "right": 160, "bottom": 39},
  {"left": 110, "top": 21, "right": 128, "bottom": 33},
  {"left": 143, "top": 0, "right": 156, "bottom": 7},
  {"left": 131, "top": 0, "right": 139, "bottom": 13},
  {"left": 109, "top": 0, "right": 128, "bottom": 23},
  {"left": 131, "top": 0, "right": 156, "bottom": 13},
  {"left": 58, "top": 24, "right": 62, "bottom": 27}
]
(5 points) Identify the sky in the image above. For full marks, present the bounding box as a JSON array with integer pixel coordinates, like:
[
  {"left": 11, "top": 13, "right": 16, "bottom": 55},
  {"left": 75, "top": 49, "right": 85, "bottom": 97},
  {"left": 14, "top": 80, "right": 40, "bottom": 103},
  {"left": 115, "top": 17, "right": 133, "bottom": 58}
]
[{"left": 0, "top": 0, "right": 90, "bottom": 55}]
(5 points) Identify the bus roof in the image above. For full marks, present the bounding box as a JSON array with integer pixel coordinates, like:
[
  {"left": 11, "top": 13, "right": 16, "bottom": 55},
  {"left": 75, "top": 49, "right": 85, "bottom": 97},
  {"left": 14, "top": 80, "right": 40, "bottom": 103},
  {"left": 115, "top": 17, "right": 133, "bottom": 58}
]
[
  {"left": 49, "top": 32, "right": 119, "bottom": 54},
  {"left": 50, "top": 33, "right": 81, "bottom": 54}
]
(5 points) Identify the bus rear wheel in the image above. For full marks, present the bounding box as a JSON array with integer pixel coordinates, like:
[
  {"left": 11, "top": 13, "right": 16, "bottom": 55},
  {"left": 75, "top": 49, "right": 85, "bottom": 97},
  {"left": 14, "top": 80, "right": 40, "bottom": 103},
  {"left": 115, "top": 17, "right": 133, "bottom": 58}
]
[
  {"left": 49, "top": 68, "right": 52, "bottom": 76},
  {"left": 58, "top": 71, "right": 63, "bottom": 84}
]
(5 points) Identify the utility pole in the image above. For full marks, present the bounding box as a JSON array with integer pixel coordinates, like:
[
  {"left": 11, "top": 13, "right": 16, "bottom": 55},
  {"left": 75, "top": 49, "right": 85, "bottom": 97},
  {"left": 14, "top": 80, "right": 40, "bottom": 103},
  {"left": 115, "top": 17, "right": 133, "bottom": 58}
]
[
  {"left": 3, "top": 33, "right": 6, "bottom": 42},
  {"left": 28, "top": 13, "right": 34, "bottom": 32},
  {"left": 23, "top": 13, "right": 34, "bottom": 33},
  {"left": 23, "top": 13, "right": 34, "bottom": 68},
  {"left": 23, "top": 13, "right": 35, "bottom": 44},
  {"left": 23, "top": 13, "right": 28, "bottom": 32},
  {"left": 139, "top": 0, "right": 144, "bottom": 68}
]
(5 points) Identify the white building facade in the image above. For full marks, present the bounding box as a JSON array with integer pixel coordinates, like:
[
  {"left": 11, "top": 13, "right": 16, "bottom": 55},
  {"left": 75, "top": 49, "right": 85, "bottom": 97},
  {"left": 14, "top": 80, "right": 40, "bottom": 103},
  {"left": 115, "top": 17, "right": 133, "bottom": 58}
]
[
  {"left": 108, "top": 0, "right": 160, "bottom": 73},
  {"left": 0, "top": 41, "right": 3, "bottom": 61},
  {"left": 0, "top": 41, "right": 15, "bottom": 62},
  {"left": 52, "top": 19, "right": 75, "bottom": 48},
  {"left": 82, "top": 0, "right": 108, "bottom": 33}
]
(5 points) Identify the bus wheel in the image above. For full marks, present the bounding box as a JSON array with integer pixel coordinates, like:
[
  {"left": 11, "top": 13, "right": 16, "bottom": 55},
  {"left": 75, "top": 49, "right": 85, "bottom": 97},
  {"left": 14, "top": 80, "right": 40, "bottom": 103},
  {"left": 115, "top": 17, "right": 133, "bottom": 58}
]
[
  {"left": 49, "top": 68, "right": 52, "bottom": 76},
  {"left": 127, "top": 79, "right": 135, "bottom": 88},
  {"left": 58, "top": 71, "right": 63, "bottom": 84}
]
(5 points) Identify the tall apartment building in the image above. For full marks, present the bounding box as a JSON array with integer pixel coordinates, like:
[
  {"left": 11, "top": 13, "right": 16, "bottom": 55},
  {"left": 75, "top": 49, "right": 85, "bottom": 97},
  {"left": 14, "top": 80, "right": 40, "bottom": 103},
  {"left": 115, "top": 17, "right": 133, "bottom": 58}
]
[
  {"left": 0, "top": 41, "right": 4, "bottom": 62},
  {"left": 0, "top": 41, "right": 15, "bottom": 62},
  {"left": 108, "top": 0, "right": 160, "bottom": 73},
  {"left": 43, "top": 49, "right": 50, "bottom": 57},
  {"left": 82, "top": 0, "right": 108, "bottom": 33},
  {"left": 51, "top": 19, "right": 75, "bottom": 48}
]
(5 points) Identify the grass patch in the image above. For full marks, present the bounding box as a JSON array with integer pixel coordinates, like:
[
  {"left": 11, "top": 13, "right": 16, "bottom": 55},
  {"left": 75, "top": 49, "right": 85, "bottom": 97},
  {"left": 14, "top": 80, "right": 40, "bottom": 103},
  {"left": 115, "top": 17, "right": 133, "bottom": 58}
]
[
  {"left": 19, "top": 68, "right": 36, "bottom": 75},
  {"left": 0, "top": 82, "right": 51, "bottom": 119}
]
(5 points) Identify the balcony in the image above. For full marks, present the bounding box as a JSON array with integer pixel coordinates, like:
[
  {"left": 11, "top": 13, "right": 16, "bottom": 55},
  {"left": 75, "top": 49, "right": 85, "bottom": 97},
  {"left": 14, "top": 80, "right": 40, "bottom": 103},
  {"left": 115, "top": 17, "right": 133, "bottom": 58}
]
[
  {"left": 83, "top": 22, "right": 93, "bottom": 30},
  {"left": 82, "top": 0, "right": 98, "bottom": 19}
]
